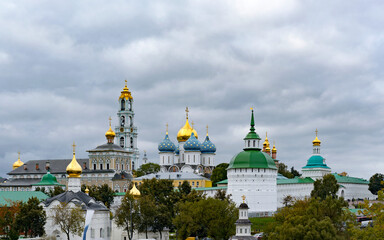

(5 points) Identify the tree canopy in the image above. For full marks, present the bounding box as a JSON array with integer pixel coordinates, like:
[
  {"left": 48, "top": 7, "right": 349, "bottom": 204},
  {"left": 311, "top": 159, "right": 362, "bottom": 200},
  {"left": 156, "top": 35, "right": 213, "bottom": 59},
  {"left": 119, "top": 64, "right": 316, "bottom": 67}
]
[
  {"left": 368, "top": 173, "right": 384, "bottom": 195},
  {"left": 81, "top": 184, "right": 115, "bottom": 208},
  {"left": 53, "top": 202, "right": 85, "bottom": 240},
  {"left": 16, "top": 197, "right": 46, "bottom": 238},
  {"left": 211, "top": 163, "right": 229, "bottom": 186},
  {"left": 135, "top": 163, "right": 161, "bottom": 177},
  {"left": 311, "top": 174, "right": 340, "bottom": 200}
]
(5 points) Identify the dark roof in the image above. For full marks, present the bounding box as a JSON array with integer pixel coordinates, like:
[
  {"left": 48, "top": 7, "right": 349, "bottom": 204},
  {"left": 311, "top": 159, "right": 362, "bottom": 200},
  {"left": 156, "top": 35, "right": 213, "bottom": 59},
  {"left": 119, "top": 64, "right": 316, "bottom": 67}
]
[
  {"left": 239, "top": 203, "right": 249, "bottom": 209},
  {"left": 88, "top": 143, "right": 129, "bottom": 152},
  {"left": 0, "top": 178, "right": 40, "bottom": 187},
  {"left": 44, "top": 191, "right": 109, "bottom": 211},
  {"left": 8, "top": 159, "right": 89, "bottom": 175},
  {"left": 236, "top": 219, "right": 252, "bottom": 224},
  {"left": 112, "top": 171, "right": 134, "bottom": 180},
  {"left": 230, "top": 236, "right": 256, "bottom": 240}
]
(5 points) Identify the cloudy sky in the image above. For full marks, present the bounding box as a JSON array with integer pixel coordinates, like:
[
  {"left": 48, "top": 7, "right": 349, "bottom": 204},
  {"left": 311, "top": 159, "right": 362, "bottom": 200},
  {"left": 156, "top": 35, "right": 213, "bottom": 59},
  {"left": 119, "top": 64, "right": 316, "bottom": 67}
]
[{"left": 1, "top": 0, "right": 383, "bottom": 179}]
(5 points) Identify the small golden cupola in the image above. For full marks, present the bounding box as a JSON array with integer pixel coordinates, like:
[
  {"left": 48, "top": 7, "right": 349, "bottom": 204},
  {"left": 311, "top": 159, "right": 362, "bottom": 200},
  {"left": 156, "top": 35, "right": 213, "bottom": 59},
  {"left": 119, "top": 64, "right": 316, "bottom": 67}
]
[
  {"left": 129, "top": 184, "right": 141, "bottom": 199},
  {"left": 13, "top": 152, "right": 24, "bottom": 170},
  {"left": 66, "top": 142, "right": 82, "bottom": 178},
  {"left": 272, "top": 142, "right": 277, "bottom": 153},
  {"left": 263, "top": 132, "right": 270, "bottom": 153},
  {"left": 119, "top": 80, "right": 133, "bottom": 100},
  {"left": 312, "top": 129, "right": 321, "bottom": 146},
  {"left": 105, "top": 117, "right": 116, "bottom": 144},
  {"left": 177, "top": 107, "right": 198, "bottom": 142}
]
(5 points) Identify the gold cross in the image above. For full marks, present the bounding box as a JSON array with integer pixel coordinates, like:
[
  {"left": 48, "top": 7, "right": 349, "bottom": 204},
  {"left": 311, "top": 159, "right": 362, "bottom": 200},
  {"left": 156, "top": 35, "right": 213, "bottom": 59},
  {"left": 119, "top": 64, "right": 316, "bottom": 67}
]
[
  {"left": 125, "top": 79, "right": 127, "bottom": 87},
  {"left": 18, "top": 151, "right": 20, "bottom": 159},
  {"left": 241, "top": 195, "right": 246, "bottom": 203},
  {"left": 166, "top": 123, "right": 169, "bottom": 134},
  {"left": 72, "top": 141, "right": 76, "bottom": 154},
  {"left": 109, "top": 116, "right": 112, "bottom": 126},
  {"left": 206, "top": 125, "right": 209, "bottom": 136},
  {"left": 185, "top": 107, "right": 189, "bottom": 119},
  {"left": 315, "top": 129, "right": 318, "bottom": 136}
]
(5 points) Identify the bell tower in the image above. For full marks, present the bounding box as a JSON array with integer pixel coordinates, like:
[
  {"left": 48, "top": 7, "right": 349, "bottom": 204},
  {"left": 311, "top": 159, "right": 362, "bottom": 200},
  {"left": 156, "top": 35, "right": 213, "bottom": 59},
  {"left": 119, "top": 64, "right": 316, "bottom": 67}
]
[{"left": 115, "top": 80, "right": 139, "bottom": 170}]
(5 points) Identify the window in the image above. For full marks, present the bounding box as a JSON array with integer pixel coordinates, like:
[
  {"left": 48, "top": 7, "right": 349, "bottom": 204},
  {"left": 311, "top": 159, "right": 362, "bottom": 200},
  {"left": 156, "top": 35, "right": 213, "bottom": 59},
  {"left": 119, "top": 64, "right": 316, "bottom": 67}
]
[
  {"left": 192, "top": 181, "right": 195, "bottom": 186},
  {"left": 197, "top": 181, "right": 199, "bottom": 186},
  {"left": 120, "top": 137, "right": 124, "bottom": 148},
  {"left": 245, "top": 229, "right": 247, "bottom": 233},
  {"left": 93, "top": 164, "right": 96, "bottom": 170},
  {"left": 122, "top": 164, "right": 124, "bottom": 170},
  {"left": 121, "top": 100, "right": 125, "bottom": 110},
  {"left": 248, "top": 141, "right": 250, "bottom": 147},
  {"left": 130, "top": 137, "right": 133, "bottom": 148},
  {"left": 91, "top": 228, "right": 95, "bottom": 238},
  {"left": 100, "top": 228, "right": 104, "bottom": 238},
  {"left": 240, "top": 229, "right": 242, "bottom": 233},
  {"left": 106, "top": 163, "right": 110, "bottom": 170},
  {"left": 100, "top": 164, "right": 103, "bottom": 170}
]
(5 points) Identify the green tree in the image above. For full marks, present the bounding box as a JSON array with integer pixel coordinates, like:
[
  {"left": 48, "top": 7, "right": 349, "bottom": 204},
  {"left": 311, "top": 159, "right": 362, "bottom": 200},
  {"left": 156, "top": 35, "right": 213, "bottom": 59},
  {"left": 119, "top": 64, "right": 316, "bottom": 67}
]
[
  {"left": 278, "top": 163, "right": 294, "bottom": 179},
  {"left": 136, "top": 195, "right": 156, "bottom": 238},
  {"left": 53, "top": 202, "right": 85, "bottom": 240},
  {"left": 173, "top": 197, "right": 238, "bottom": 240},
  {"left": 311, "top": 174, "right": 340, "bottom": 200},
  {"left": 351, "top": 190, "right": 384, "bottom": 239},
  {"left": 16, "top": 197, "right": 46, "bottom": 237},
  {"left": 81, "top": 184, "right": 115, "bottom": 208},
  {"left": 290, "top": 167, "right": 301, "bottom": 177},
  {"left": 48, "top": 186, "right": 65, "bottom": 197},
  {"left": 368, "top": 173, "right": 384, "bottom": 195},
  {"left": 282, "top": 195, "right": 293, "bottom": 207},
  {"left": 265, "top": 196, "right": 355, "bottom": 240},
  {"left": 214, "top": 189, "right": 232, "bottom": 202},
  {"left": 178, "top": 180, "right": 192, "bottom": 196},
  {"left": 211, "top": 163, "right": 229, "bottom": 186},
  {"left": 114, "top": 193, "right": 139, "bottom": 240},
  {"left": 135, "top": 163, "right": 161, "bottom": 177}
]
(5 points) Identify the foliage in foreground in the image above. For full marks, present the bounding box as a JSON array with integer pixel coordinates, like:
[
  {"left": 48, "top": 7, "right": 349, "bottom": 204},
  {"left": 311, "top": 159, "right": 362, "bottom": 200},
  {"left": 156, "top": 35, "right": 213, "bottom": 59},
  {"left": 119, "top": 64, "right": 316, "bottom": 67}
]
[
  {"left": 368, "top": 173, "right": 384, "bottom": 195},
  {"left": 135, "top": 163, "right": 161, "bottom": 177},
  {"left": 81, "top": 184, "right": 115, "bottom": 208},
  {"left": 53, "top": 202, "right": 85, "bottom": 240}
]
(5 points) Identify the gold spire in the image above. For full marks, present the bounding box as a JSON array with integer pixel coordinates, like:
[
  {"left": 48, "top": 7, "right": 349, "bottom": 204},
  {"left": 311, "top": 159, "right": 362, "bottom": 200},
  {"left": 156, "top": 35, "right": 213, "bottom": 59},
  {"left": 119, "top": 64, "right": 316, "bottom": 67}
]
[
  {"left": 312, "top": 129, "right": 321, "bottom": 146},
  {"left": 66, "top": 142, "right": 82, "bottom": 178},
  {"left": 12, "top": 151, "right": 24, "bottom": 170},
  {"left": 129, "top": 184, "right": 141, "bottom": 199},
  {"left": 206, "top": 125, "right": 209, "bottom": 136},
  {"left": 119, "top": 80, "right": 133, "bottom": 100},
  {"left": 166, "top": 123, "right": 169, "bottom": 135},
  {"left": 177, "top": 108, "right": 198, "bottom": 142},
  {"left": 105, "top": 117, "right": 116, "bottom": 143}
]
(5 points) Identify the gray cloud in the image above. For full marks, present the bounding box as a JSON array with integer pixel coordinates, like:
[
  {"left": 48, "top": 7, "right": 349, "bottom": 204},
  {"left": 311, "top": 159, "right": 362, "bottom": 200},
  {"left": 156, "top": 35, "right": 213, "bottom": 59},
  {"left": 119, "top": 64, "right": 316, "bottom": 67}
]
[{"left": 0, "top": 0, "right": 383, "bottom": 180}]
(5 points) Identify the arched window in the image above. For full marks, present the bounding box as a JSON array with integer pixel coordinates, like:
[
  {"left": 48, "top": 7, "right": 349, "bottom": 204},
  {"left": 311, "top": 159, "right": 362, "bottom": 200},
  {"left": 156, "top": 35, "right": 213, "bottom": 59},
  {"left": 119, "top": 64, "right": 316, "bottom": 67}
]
[
  {"left": 106, "top": 163, "right": 110, "bottom": 170},
  {"left": 130, "top": 137, "right": 133, "bottom": 148},
  {"left": 122, "top": 164, "right": 124, "bottom": 170},
  {"left": 121, "top": 100, "right": 125, "bottom": 110},
  {"left": 129, "top": 116, "right": 132, "bottom": 126},
  {"left": 132, "top": 161, "right": 135, "bottom": 170},
  {"left": 120, "top": 137, "right": 125, "bottom": 148},
  {"left": 253, "top": 140, "right": 255, "bottom": 147},
  {"left": 100, "top": 164, "right": 103, "bottom": 170},
  {"left": 248, "top": 141, "right": 250, "bottom": 147},
  {"left": 100, "top": 228, "right": 104, "bottom": 238}
]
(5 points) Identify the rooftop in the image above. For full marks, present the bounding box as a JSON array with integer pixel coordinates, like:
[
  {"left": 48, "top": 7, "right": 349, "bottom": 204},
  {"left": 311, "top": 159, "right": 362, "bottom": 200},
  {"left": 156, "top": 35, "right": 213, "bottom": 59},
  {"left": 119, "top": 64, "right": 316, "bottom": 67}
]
[{"left": 0, "top": 191, "right": 49, "bottom": 206}]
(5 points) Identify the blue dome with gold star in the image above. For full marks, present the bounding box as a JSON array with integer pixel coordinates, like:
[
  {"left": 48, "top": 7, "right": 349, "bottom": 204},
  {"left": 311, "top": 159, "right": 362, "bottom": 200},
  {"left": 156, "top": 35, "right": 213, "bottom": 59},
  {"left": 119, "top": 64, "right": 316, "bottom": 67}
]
[
  {"left": 158, "top": 133, "right": 176, "bottom": 152},
  {"left": 175, "top": 146, "right": 180, "bottom": 155},
  {"left": 183, "top": 132, "right": 201, "bottom": 152},
  {"left": 201, "top": 136, "right": 216, "bottom": 153}
]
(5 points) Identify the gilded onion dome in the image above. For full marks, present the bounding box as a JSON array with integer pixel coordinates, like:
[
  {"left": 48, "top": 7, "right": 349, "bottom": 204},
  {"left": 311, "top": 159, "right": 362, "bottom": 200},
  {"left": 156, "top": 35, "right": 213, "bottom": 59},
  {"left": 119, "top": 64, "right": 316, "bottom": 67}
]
[
  {"left": 158, "top": 126, "right": 176, "bottom": 152},
  {"left": 201, "top": 126, "right": 216, "bottom": 153},
  {"left": 105, "top": 117, "right": 116, "bottom": 143},
  {"left": 312, "top": 129, "right": 321, "bottom": 146},
  {"left": 66, "top": 142, "right": 82, "bottom": 178},
  {"left": 119, "top": 80, "right": 133, "bottom": 100},
  {"left": 184, "top": 132, "right": 201, "bottom": 151},
  {"left": 13, "top": 152, "right": 24, "bottom": 170},
  {"left": 272, "top": 143, "right": 277, "bottom": 153},
  {"left": 263, "top": 132, "right": 270, "bottom": 148},
  {"left": 177, "top": 107, "right": 198, "bottom": 142},
  {"left": 130, "top": 184, "right": 141, "bottom": 199}
]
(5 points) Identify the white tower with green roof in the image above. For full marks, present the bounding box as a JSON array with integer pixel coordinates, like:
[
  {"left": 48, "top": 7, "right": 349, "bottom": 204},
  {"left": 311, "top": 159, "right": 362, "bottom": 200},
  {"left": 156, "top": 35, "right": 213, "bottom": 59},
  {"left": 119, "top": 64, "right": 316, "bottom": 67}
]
[{"left": 227, "top": 109, "right": 278, "bottom": 215}]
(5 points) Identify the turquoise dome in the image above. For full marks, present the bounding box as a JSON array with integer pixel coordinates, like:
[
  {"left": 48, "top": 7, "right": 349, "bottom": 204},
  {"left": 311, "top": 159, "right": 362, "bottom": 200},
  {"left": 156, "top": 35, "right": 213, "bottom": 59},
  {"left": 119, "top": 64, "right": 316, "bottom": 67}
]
[
  {"left": 201, "top": 136, "right": 216, "bottom": 153},
  {"left": 228, "top": 149, "right": 277, "bottom": 169},
  {"left": 158, "top": 133, "right": 176, "bottom": 152},
  {"left": 184, "top": 132, "right": 201, "bottom": 152},
  {"left": 302, "top": 155, "right": 330, "bottom": 169}
]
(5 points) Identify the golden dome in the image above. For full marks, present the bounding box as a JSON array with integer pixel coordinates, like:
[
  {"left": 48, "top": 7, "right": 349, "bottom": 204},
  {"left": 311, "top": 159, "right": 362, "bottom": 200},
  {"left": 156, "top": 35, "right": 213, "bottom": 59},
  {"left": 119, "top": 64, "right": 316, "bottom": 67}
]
[
  {"left": 119, "top": 80, "right": 133, "bottom": 100},
  {"left": 313, "top": 129, "right": 321, "bottom": 146},
  {"left": 66, "top": 142, "right": 82, "bottom": 178},
  {"left": 105, "top": 117, "right": 116, "bottom": 143},
  {"left": 263, "top": 132, "right": 270, "bottom": 147},
  {"left": 177, "top": 107, "right": 198, "bottom": 142},
  {"left": 129, "top": 184, "right": 141, "bottom": 199},
  {"left": 13, "top": 152, "right": 24, "bottom": 170},
  {"left": 272, "top": 144, "right": 277, "bottom": 153}
]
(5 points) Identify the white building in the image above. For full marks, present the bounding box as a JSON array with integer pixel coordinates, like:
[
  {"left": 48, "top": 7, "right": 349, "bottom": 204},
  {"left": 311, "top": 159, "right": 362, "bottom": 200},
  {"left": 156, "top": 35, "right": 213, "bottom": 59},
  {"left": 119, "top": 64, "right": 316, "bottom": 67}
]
[{"left": 158, "top": 108, "right": 216, "bottom": 174}]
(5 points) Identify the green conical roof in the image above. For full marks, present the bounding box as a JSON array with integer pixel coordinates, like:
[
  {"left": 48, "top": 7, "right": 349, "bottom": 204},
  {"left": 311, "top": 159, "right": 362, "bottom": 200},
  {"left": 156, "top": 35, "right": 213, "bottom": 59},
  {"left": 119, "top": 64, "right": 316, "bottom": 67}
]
[
  {"left": 228, "top": 150, "right": 277, "bottom": 169},
  {"left": 244, "top": 109, "right": 261, "bottom": 140}
]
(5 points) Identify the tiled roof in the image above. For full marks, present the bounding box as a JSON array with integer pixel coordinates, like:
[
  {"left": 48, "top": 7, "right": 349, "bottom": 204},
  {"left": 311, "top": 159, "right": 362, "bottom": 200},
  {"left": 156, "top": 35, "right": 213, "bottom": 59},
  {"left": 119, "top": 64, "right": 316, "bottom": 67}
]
[
  {"left": 195, "top": 186, "right": 227, "bottom": 191},
  {"left": 8, "top": 159, "right": 88, "bottom": 175},
  {"left": 332, "top": 173, "right": 369, "bottom": 184},
  {"left": 0, "top": 178, "right": 40, "bottom": 186},
  {"left": 277, "top": 177, "right": 315, "bottom": 185},
  {"left": 0, "top": 191, "right": 49, "bottom": 206},
  {"left": 44, "top": 191, "right": 108, "bottom": 211}
]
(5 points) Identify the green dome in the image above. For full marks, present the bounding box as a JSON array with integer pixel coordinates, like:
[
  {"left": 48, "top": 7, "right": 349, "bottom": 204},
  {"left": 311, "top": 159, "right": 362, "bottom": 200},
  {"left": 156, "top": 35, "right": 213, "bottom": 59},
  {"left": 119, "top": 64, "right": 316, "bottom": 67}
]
[
  {"left": 228, "top": 149, "right": 277, "bottom": 169},
  {"left": 32, "top": 172, "right": 63, "bottom": 186},
  {"left": 302, "top": 155, "right": 330, "bottom": 169}
]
